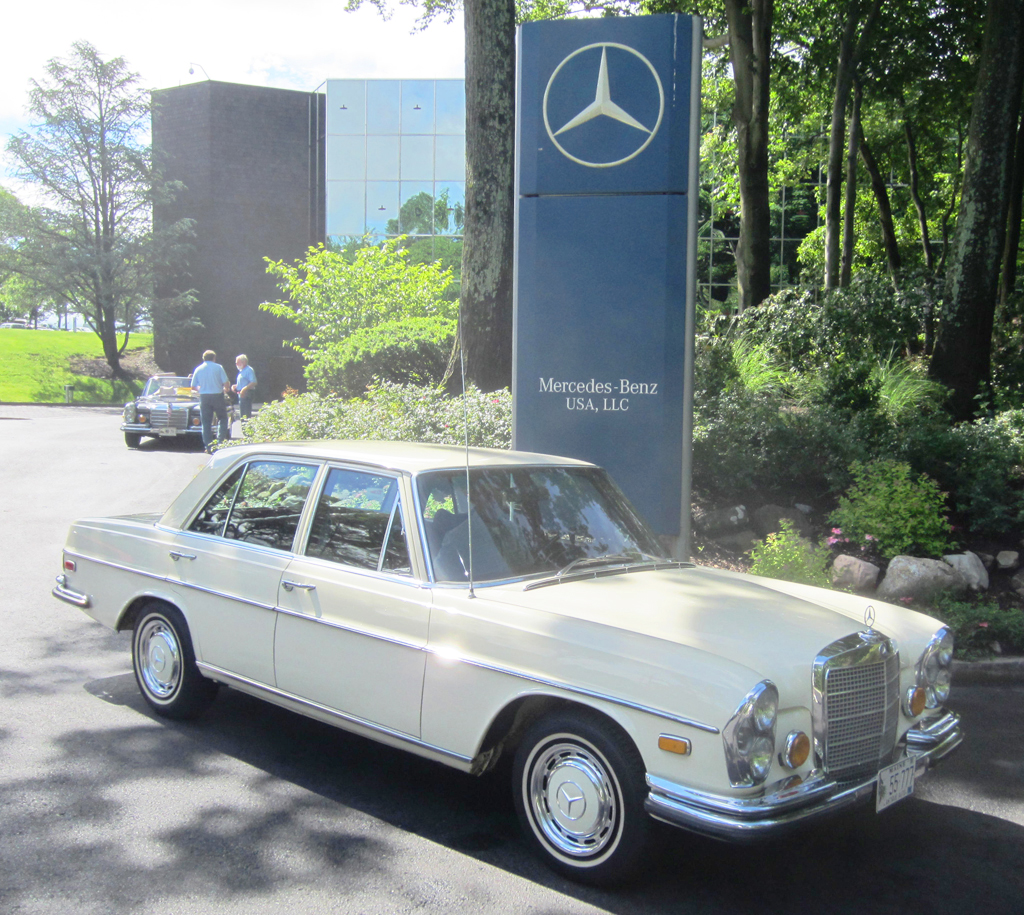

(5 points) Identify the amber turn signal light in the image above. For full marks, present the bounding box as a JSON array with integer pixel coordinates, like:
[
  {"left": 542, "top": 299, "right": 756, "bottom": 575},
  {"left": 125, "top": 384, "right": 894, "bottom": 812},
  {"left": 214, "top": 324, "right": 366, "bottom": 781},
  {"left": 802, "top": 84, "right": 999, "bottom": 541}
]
[
  {"left": 905, "top": 686, "right": 927, "bottom": 717},
  {"left": 658, "top": 735, "right": 692, "bottom": 756},
  {"left": 781, "top": 731, "right": 810, "bottom": 769}
]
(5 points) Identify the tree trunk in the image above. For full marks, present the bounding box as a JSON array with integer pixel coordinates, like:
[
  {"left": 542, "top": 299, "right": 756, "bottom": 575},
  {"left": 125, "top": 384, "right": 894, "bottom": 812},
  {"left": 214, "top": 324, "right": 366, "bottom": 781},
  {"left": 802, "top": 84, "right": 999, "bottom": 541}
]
[
  {"left": 904, "top": 121, "right": 934, "bottom": 272},
  {"left": 859, "top": 120, "right": 902, "bottom": 277},
  {"left": 824, "top": 0, "right": 884, "bottom": 289},
  {"left": 930, "top": 0, "right": 1024, "bottom": 421},
  {"left": 725, "top": 0, "right": 774, "bottom": 311},
  {"left": 840, "top": 80, "right": 863, "bottom": 286},
  {"left": 999, "top": 100, "right": 1024, "bottom": 305},
  {"left": 460, "top": 0, "right": 516, "bottom": 392}
]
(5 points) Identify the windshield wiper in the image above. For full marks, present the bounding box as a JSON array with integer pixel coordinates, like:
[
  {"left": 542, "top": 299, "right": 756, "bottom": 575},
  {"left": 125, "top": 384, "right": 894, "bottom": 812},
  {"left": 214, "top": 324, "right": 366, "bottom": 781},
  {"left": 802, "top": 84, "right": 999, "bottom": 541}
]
[{"left": 555, "top": 552, "right": 658, "bottom": 577}]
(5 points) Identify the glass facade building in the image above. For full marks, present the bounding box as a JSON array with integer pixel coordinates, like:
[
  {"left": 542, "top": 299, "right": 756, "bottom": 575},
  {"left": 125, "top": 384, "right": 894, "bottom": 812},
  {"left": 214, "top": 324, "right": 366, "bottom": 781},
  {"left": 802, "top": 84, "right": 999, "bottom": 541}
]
[{"left": 325, "top": 80, "right": 466, "bottom": 245}]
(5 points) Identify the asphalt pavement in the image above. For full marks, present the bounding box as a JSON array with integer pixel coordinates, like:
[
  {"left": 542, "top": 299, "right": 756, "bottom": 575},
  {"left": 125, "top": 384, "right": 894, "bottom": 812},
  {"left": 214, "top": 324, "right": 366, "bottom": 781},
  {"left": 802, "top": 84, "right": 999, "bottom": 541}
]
[{"left": 1, "top": 404, "right": 1022, "bottom": 915}]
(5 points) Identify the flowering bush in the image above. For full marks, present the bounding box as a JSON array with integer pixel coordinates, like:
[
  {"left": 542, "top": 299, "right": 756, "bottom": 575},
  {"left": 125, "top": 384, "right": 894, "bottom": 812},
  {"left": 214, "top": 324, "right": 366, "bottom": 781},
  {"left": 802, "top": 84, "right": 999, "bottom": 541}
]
[{"left": 236, "top": 382, "right": 511, "bottom": 450}]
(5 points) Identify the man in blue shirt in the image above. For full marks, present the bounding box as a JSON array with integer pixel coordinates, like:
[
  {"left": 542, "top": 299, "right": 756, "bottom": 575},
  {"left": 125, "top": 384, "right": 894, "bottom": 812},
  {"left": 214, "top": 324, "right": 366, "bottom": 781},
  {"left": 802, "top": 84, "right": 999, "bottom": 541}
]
[
  {"left": 232, "top": 354, "right": 257, "bottom": 423},
  {"left": 190, "top": 350, "right": 231, "bottom": 451}
]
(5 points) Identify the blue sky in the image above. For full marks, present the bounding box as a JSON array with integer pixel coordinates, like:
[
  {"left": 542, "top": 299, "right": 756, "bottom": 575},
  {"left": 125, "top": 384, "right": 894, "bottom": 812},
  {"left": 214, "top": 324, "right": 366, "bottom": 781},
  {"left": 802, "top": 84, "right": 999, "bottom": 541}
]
[{"left": 1, "top": 0, "right": 465, "bottom": 198}]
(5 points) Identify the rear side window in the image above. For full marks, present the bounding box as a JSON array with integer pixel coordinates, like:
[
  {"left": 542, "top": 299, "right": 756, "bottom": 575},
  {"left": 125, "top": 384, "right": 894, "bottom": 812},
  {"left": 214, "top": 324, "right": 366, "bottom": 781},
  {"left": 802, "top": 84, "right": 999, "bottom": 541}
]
[
  {"left": 304, "top": 467, "right": 410, "bottom": 574},
  {"left": 188, "top": 461, "right": 318, "bottom": 552}
]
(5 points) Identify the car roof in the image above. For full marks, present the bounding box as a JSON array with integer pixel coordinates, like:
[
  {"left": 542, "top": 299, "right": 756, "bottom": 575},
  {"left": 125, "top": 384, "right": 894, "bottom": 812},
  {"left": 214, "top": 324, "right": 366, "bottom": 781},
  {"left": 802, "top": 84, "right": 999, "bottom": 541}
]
[
  {"left": 206, "top": 439, "right": 595, "bottom": 474},
  {"left": 161, "top": 440, "right": 596, "bottom": 529}
]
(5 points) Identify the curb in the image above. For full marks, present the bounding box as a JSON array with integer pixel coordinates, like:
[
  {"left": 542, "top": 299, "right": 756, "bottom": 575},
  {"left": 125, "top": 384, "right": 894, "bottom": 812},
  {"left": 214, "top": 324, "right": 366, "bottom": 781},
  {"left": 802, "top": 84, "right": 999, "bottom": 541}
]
[{"left": 952, "top": 657, "right": 1024, "bottom": 685}]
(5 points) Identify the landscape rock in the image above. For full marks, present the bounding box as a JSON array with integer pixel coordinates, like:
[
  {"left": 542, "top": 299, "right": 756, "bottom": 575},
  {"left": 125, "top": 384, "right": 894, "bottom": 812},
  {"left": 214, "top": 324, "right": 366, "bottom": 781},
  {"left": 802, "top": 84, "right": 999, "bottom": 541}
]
[
  {"left": 877, "top": 556, "right": 968, "bottom": 603},
  {"left": 996, "top": 550, "right": 1019, "bottom": 571},
  {"left": 1011, "top": 569, "right": 1024, "bottom": 598},
  {"left": 713, "top": 529, "right": 760, "bottom": 553},
  {"left": 976, "top": 552, "right": 995, "bottom": 570},
  {"left": 831, "top": 554, "right": 881, "bottom": 592},
  {"left": 698, "top": 505, "right": 748, "bottom": 535},
  {"left": 751, "top": 504, "right": 812, "bottom": 538},
  {"left": 942, "top": 551, "right": 990, "bottom": 591}
]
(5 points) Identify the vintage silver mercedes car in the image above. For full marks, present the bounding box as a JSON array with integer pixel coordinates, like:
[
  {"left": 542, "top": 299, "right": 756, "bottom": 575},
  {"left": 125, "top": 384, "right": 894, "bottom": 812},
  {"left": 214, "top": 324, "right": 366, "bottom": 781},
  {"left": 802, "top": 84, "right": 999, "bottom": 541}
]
[
  {"left": 121, "top": 374, "right": 203, "bottom": 448},
  {"left": 53, "top": 441, "right": 962, "bottom": 882}
]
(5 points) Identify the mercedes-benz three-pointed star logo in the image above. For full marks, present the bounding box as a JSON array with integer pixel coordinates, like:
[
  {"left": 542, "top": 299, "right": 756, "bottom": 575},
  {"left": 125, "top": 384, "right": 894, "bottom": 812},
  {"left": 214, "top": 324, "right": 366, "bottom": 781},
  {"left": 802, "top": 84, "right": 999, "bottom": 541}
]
[{"left": 543, "top": 42, "right": 665, "bottom": 169}]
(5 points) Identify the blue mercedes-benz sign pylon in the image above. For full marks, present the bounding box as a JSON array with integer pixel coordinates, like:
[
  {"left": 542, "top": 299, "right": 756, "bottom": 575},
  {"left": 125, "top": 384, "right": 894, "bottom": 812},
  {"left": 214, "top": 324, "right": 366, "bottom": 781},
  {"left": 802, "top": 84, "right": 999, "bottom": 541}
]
[{"left": 513, "top": 14, "right": 701, "bottom": 548}]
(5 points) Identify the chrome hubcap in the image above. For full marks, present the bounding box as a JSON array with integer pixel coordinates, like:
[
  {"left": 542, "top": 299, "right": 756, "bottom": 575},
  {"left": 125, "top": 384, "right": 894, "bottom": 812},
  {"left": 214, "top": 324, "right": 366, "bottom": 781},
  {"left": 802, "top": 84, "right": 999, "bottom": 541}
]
[
  {"left": 138, "top": 618, "right": 181, "bottom": 700},
  {"left": 527, "top": 739, "right": 619, "bottom": 858}
]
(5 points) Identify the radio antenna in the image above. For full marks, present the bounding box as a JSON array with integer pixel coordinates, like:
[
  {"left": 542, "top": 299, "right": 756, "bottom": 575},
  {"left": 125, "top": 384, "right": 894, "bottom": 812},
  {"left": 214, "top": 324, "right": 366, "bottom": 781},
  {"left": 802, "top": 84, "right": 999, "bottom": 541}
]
[{"left": 458, "top": 314, "right": 476, "bottom": 599}]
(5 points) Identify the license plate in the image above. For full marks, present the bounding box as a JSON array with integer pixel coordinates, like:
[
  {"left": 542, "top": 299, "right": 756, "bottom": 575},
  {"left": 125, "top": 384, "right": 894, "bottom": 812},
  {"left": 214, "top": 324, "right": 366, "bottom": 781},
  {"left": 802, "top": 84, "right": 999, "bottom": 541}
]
[
  {"left": 158, "top": 428, "right": 178, "bottom": 436},
  {"left": 876, "top": 756, "right": 916, "bottom": 812}
]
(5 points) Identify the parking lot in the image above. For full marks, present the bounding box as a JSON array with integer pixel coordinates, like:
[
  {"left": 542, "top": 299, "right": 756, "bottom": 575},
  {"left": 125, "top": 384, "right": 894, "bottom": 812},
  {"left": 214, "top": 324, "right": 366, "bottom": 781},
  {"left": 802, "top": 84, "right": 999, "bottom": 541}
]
[{"left": 1, "top": 404, "right": 1022, "bottom": 915}]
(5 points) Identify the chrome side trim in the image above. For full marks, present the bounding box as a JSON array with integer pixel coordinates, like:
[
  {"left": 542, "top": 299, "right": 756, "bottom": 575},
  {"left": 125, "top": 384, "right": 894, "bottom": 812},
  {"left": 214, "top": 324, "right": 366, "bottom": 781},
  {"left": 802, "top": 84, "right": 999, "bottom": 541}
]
[
  {"left": 275, "top": 605, "right": 428, "bottom": 652},
  {"left": 61, "top": 551, "right": 278, "bottom": 613},
  {"left": 443, "top": 653, "right": 720, "bottom": 734},
  {"left": 52, "top": 575, "right": 90, "bottom": 608},
  {"left": 196, "top": 663, "right": 473, "bottom": 767}
]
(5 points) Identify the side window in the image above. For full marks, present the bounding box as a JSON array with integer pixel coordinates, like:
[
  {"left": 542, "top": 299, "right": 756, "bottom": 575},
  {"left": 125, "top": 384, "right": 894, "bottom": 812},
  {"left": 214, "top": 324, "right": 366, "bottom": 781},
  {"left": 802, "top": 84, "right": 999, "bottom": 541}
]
[
  {"left": 222, "top": 461, "right": 318, "bottom": 551},
  {"left": 188, "top": 467, "right": 244, "bottom": 536},
  {"left": 305, "top": 467, "right": 411, "bottom": 574}
]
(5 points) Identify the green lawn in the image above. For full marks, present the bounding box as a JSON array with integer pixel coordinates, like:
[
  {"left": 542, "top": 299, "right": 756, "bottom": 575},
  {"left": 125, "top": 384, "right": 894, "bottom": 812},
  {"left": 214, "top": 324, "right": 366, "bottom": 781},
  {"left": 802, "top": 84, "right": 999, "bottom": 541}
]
[{"left": 0, "top": 329, "right": 154, "bottom": 403}]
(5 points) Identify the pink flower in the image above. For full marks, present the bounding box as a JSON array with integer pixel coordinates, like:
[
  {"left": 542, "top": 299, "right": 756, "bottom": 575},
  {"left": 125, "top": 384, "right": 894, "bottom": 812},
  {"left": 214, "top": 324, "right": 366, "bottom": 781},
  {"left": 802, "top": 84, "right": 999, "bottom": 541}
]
[
  {"left": 978, "top": 622, "right": 990, "bottom": 628},
  {"left": 864, "top": 534, "right": 877, "bottom": 541},
  {"left": 900, "top": 597, "right": 913, "bottom": 604}
]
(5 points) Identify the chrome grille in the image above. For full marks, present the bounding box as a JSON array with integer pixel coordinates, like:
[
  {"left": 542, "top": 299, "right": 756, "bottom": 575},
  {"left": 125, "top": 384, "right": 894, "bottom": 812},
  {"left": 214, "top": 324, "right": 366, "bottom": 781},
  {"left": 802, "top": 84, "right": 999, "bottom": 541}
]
[
  {"left": 813, "top": 633, "right": 900, "bottom": 781},
  {"left": 150, "top": 405, "right": 188, "bottom": 430}
]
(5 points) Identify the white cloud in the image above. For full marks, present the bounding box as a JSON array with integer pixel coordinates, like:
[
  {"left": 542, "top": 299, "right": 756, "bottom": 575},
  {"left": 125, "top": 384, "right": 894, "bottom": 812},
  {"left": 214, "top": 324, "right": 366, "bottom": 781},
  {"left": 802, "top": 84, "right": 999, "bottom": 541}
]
[{"left": 1, "top": 0, "right": 464, "bottom": 193}]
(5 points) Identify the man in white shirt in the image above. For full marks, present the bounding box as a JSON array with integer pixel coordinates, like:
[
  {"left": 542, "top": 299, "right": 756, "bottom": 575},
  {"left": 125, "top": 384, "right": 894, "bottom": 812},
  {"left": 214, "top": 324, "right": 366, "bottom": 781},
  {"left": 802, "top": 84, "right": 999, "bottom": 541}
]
[{"left": 191, "top": 350, "right": 231, "bottom": 452}]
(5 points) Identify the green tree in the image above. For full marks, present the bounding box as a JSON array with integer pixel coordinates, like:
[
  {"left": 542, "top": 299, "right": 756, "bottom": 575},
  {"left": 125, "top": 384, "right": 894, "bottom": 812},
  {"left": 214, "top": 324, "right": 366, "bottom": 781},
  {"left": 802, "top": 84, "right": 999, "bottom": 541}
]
[
  {"left": 2, "top": 42, "right": 192, "bottom": 381},
  {"left": 261, "top": 235, "right": 455, "bottom": 362},
  {"left": 930, "top": 0, "right": 1024, "bottom": 420}
]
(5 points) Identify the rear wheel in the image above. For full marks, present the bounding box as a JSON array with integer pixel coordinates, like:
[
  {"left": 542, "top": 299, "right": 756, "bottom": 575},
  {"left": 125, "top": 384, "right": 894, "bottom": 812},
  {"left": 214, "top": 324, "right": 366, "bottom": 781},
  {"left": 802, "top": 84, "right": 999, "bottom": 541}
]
[
  {"left": 124, "top": 431, "right": 142, "bottom": 448},
  {"left": 512, "top": 710, "right": 651, "bottom": 884},
  {"left": 131, "top": 602, "right": 217, "bottom": 719}
]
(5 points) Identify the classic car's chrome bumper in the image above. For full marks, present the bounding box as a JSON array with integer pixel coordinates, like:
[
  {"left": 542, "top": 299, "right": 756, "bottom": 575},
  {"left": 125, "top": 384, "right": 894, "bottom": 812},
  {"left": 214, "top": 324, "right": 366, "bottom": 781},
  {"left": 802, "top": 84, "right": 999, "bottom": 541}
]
[
  {"left": 52, "top": 574, "right": 90, "bottom": 608},
  {"left": 645, "top": 711, "right": 962, "bottom": 841},
  {"left": 120, "top": 422, "right": 202, "bottom": 437}
]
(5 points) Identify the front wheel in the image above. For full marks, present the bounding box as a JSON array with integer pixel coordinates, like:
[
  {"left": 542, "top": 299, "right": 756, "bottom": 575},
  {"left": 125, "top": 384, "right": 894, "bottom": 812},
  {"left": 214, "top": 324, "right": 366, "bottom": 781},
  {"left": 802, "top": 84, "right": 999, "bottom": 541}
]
[
  {"left": 124, "top": 431, "right": 142, "bottom": 448},
  {"left": 512, "top": 710, "right": 651, "bottom": 884},
  {"left": 132, "top": 602, "right": 217, "bottom": 719}
]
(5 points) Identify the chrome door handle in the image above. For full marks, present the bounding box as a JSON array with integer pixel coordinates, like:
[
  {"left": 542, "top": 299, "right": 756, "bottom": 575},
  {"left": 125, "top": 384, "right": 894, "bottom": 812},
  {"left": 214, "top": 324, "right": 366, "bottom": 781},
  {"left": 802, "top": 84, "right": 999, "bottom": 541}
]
[
  {"left": 169, "top": 551, "right": 196, "bottom": 561},
  {"left": 282, "top": 580, "right": 316, "bottom": 592}
]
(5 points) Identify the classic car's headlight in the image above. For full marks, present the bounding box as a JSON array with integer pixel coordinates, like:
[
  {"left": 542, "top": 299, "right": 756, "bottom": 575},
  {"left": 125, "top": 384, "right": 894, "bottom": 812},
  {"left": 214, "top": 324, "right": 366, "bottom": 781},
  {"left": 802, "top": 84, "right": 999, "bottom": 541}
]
[
  {"left": 123, "top": 402, "right": 136, "bottom": 423},
  {"left": 137, "top": 411, "right": 149, "bottom": 424},
  {"left": 916, "top": 627, "right": 954, "bottom": 709},
  {"left": 722, "top": 680, "right": 778, "bottom": 787}
]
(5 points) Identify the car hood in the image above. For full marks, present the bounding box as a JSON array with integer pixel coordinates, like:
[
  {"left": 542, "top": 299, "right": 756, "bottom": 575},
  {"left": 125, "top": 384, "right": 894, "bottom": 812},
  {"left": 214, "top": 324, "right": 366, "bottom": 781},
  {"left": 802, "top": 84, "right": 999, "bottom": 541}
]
[{"left": 479, "top": 565, "right": 939, "bottom": 702}]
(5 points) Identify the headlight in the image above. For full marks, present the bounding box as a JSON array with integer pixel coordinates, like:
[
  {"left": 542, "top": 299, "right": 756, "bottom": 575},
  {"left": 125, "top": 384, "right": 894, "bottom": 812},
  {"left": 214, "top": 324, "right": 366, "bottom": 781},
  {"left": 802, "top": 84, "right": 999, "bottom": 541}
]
[
  {"left": 123, "top": 402, "right": 136, "bottom": 423},
  {"left": 723, "top": 680, "right": 778, "bottom": 787},
  {"left": 916, "top": 627, "right": 954, "bottom": 710}
]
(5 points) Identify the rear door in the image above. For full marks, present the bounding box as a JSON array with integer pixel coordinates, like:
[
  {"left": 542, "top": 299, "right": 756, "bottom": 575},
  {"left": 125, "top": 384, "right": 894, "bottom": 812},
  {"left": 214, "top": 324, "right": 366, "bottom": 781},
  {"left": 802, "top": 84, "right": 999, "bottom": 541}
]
[{"left": 171, "top": 458, "right": 320, "bottom": 685}]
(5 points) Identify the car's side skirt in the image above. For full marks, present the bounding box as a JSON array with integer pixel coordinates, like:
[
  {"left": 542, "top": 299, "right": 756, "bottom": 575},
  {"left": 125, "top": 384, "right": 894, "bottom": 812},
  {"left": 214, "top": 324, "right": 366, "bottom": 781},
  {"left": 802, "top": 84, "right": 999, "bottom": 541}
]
[{"left": 196, "top": 662, "right": 476, "bottom": 772}]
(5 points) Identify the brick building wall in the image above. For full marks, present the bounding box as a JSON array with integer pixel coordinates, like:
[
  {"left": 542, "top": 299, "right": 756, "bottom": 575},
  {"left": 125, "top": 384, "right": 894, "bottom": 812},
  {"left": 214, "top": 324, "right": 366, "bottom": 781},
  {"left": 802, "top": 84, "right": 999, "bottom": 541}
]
[{"left": 152, "top": 80, "right": 325, "bottom": 399}]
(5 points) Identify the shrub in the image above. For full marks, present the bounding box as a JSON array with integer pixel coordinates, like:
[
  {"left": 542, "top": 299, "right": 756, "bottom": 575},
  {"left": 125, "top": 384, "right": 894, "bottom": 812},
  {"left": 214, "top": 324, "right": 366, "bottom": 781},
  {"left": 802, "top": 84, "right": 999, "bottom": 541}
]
[
  {"left": 238, "top": 382, "right": 511, "bottom": 450},
  {"left": 932, "top": 595, "right": 1024, "bottom": 660},
  {"left": 829, "top": 460, "right": 954, "bottom": 559},
  {"left": 749, "top": 520, "right": 832, "bottom": 587},
  {"left": 305, "top": 316, "right": 456, "bottom": 397}
]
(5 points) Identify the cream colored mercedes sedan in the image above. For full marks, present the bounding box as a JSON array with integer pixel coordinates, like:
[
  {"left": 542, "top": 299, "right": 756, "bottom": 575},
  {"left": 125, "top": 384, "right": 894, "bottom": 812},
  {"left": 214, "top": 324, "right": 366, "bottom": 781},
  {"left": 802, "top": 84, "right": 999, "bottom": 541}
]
[{"left": 53, "top": 441, "right": 962, "bottom": 882}]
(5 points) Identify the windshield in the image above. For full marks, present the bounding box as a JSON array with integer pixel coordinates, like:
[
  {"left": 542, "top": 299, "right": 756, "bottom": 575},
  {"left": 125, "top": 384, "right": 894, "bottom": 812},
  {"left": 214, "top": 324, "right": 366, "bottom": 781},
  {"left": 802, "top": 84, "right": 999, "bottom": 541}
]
[
  {"left": 143, "top": 376, "right": 195, "bottom": 399},
  {"left": 417, "top": 466, "right": 666, "bottom": 584}
]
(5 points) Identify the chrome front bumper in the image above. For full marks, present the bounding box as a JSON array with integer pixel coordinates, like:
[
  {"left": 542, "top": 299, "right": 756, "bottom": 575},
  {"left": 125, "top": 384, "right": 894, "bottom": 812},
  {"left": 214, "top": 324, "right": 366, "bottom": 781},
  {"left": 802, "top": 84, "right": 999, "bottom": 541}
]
[
  {"left": 120, "top": 422, "right": 202, "bottom": 437},
  {"left": 645, "top": 711, "right": 962, "bottom": 841}
]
